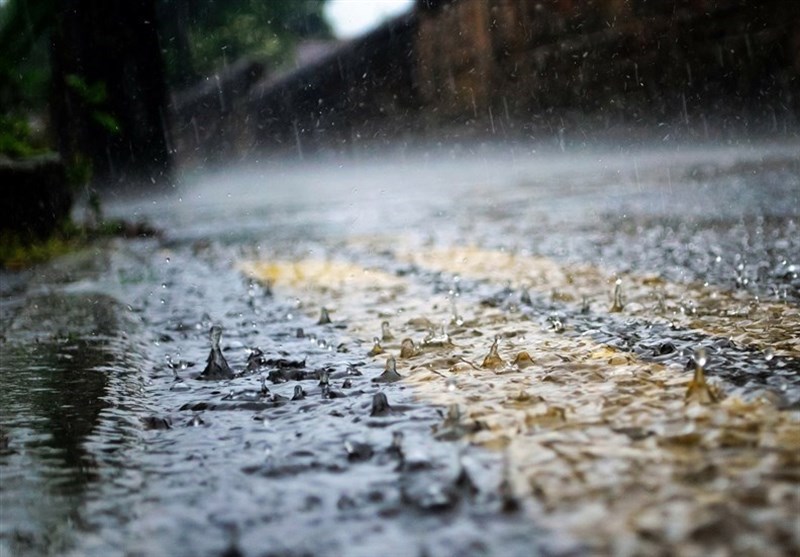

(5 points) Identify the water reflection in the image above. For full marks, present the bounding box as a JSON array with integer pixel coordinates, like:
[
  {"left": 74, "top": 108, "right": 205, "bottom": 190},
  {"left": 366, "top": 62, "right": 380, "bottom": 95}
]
[{"left": 0, "top": 293, "right": 140, "bottom": 556}]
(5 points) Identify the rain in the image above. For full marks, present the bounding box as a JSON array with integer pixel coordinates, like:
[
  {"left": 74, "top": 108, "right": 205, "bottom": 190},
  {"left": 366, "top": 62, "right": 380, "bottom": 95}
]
[{"left": 1, "top": 1, "right": 799, "bottom": 556}]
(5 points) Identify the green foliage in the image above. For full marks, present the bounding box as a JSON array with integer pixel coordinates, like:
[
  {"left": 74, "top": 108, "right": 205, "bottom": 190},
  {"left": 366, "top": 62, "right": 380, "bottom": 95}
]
[
  {"left": 0, "top": 212, "right": 159, "bottom": 270},
  {"left": 64, "top": 74, "right": 107, "bottom": 105},
  {"left": 0, "top": 0, "right": 54, "bottom": 111},
  {"left": 65, "top": 74, "right": 120, "bottom": 134},
  {"left": 0, "top": 228, "right": 77, "bottom": 270},
  {"left": 160, "top": 0, "right": 332, "bottom": 84},
  {"left": 0, "top": 113, "right": 47, "bottom": 158}
]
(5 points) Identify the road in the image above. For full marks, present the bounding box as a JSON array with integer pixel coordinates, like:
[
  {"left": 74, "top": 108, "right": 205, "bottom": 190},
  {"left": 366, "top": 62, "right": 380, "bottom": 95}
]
[{"left": 1, "top": 141, "right": 799, "bottom": 556}]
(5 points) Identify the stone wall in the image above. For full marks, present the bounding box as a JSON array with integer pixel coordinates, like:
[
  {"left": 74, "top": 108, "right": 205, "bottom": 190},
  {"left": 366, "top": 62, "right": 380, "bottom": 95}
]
[
  {"left": 413, "top": 0, "right": 799, "bottom": 140},
  {"left": 170, "top": 0, "right": 799, "bottom": 163}
]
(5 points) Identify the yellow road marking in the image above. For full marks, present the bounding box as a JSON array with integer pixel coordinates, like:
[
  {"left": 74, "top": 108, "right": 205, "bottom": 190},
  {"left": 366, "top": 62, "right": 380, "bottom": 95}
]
[
  {"left": 394, "top": 244, "right": 800, "bottom": 358},
  {"left": 241, "top": 249, "right": 799, "bottom": 555}
]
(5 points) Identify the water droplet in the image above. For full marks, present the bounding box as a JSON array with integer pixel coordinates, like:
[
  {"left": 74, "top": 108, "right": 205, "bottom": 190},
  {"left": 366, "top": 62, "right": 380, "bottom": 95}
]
[
  {"left": 381, "top": 321, "right": 394, "bottom": 341},
  {"left": 368, "top": 337, "right": 384, "bottom": 357},
  {"left": 317, "top": 307, "right": 331, "bottom": 325},
  {"left": 400, "top": 338, "right": 417, "bottom": 358},
  {"left": 445, "top": 377, "right": 458, "bottom": 392},
  {"left": 685, "top": 347, "right": 718, "bottom": 405},
  {"left": 292, "top": 385, "right": 306, "bottom": 400},
  {"left": 547, "top": 314, "right": 565, "bottom": 333},
  {"left": 210, "top": 325, "right": 222, "bottom": 349},
  {"left": 513, "top": 351, "right": 534, "bottom": 369},
  {"left": 693, "top": 347, "right": 707, "bottom": 368},
  {"left": 610, "top": 278, "right": 625, "bottom": 313},
  {"left": 764, "top": 348, "right": 775, "bottom": 362},
  {"left": 370, "top": 392, "right": 391, "bottom": 416},
  {"left": 200, "top": 325, "right": 234, "bottom": 380},
  {"left": 446, "top": 403, "right": 461, "bottom": 424},
  {"left": 390, "top": 431, "right": 404, "bottom": 455},
  {"left": 482, "top": 337, "right": 505, "bottom": 369},
  {"left": 373, "top": 356, "right": 402, "bottom": 383}
]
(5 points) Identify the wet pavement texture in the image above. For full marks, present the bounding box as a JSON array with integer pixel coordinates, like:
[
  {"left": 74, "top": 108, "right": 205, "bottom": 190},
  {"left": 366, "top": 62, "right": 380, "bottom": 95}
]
[{"left": 1, "top": 143, "right": 799, "bottom": 556}]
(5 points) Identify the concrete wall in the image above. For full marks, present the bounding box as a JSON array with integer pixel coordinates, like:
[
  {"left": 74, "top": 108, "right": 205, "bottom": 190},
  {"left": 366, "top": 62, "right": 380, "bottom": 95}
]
[{"left": 170, "top": 0, "right": 799, "bottom": 163}]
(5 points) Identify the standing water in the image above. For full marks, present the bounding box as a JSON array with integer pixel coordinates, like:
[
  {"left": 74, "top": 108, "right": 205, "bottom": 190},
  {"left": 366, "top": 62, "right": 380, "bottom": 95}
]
[{"left": 2, "top": 144, "right": 799, "bottom": 556}]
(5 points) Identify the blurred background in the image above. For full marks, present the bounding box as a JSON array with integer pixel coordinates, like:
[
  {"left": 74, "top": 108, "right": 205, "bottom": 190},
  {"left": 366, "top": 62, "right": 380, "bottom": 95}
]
[{"left": 2, "top": 0, "right": 797, "bottom": 189}]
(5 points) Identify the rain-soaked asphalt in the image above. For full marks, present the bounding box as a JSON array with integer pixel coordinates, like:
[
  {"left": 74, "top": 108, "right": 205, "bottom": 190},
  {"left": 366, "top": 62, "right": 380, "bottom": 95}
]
[{"left": 1, "top": 142, "right": 799, "bottom": 557}]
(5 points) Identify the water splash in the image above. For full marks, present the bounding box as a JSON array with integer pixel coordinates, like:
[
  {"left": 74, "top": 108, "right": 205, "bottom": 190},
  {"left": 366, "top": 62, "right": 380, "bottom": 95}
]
[
  {"left": 400, "top": 338, "right": 418, "bottom": 359},
  {"left": 200, "top": 325, "right": 235, "bottom": 380},
  {"left": 368, "top": 337, "right": 384, "bottom": 357},
  {"left": 512, "top": 351, "right": 534, "bottom": 369},
  {"left": 481, "top": 337, "right": 505, "bottom": 369},
  {"left": 370, "top": 392, "right": 392, "bottom": 416},
  {"left": 317, "top": 307, "right": 332, "bottom": 325},
  {"left": 381, "top": 321, "right": 394, "bottom": 341},
  {"left": 373, "top": 356, "right": 402, "bottom": 383},
  {"left": 685, "top": 347, "right": 719, "bottom": 404},
  {"left": 609, "top": 278, "right": 625, "bottom": 313}
]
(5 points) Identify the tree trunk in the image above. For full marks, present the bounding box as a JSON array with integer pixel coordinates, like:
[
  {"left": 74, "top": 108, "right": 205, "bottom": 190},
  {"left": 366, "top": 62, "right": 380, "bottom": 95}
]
[{"left": 51, "top": 0, "right": 171, "bottom": 188}]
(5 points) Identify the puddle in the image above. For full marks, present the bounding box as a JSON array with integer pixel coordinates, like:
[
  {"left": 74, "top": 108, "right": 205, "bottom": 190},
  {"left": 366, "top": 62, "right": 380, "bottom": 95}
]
[{"left": 2, "top": 145, "right": 798, "bottom": 556}]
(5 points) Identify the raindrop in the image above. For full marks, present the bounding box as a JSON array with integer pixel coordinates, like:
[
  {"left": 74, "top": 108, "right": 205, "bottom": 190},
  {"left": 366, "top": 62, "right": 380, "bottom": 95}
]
[
  {"left": 693, "top": 347, "right": 708, "bottom": 368},
  {"left": 372, "top": 356, "right": 402, "bottom": 383},
  {"left": 292, "top": 385, "right": 306, "bottom": 401},
  {"left": 345, "top": 440, "right": 374, "bottom": 462},
  {"left": 370, "top": 392, "right": 392, "bottom": 416},
  {"left": 317, "top": 307, "right": 332, "bottom": 325},
  {"left": 610, "top": 278, "right": 625, "bottom": 313},
  {"left": 445, "top": 377, "right": 458, "bottom": 392},
  {"left": 547, "top": 314, "right": 565, "bottom": 333},
  {"left": 400, "top": 338, "right": 417, "bottom": 359},
  {"left": 200, "top": 325, "right": 235, "bottom": 380},
  {"left": 389, "top": 431, "right": 404, "bottom": 458},
  {"left": 189, "top": 414, "right": 204, "bottom": 427},
  {"left": 764, "top": 348, "right": 775, "bottom": 362},
  {"left": 513, "top": 351, "right": 534, "bottom": 369},
  {"left": 381, "top": 321, "right": 394, "bottom": 341},
  {"left": 449, "top": 294, "right": 463, "bottom": 326},
  {"left": 260, "top": 374, "right": 269, "bottom": 397},
  {"left": 685, "top": 347, "right": 718, "bottom": 404},
  {"left": 368, "top": 337, "right": 384, "bottom": 357},
  {"left": 423, "top": 325, "right": 451, "bottom": 347},
  {"left": 445, "top": 403, "right": 461, "bottom": 425},
  {"left": 246, "top": 347, "right": 265, "bottom": 372},
  {"left": 481, "top": 337, "right": 505, "bottom": 369}
]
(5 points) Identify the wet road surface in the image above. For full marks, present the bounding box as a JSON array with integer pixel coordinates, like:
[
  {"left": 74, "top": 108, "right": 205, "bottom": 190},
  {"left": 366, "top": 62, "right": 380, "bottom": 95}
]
[{"left": 1, "top": 143, "right": 799, "bottom": 556}]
